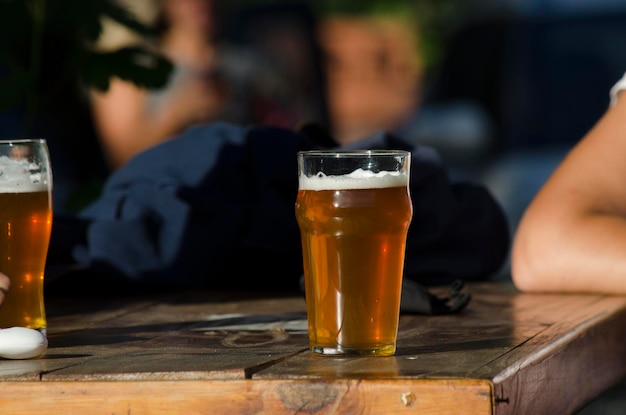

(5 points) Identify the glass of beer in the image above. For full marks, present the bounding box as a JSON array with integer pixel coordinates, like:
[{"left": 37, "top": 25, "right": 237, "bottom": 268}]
[
  {"left": 0, "top": 139, "right": 53, "bottom": 335},
  {"left": 295, "top": 150, "right": 412, "bottom": 356}
]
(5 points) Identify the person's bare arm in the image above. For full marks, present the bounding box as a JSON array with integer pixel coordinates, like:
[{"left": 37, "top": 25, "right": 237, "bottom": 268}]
[
  {"left": 0, "top": 272, "right": 10, "bottom": 306},
  {"left": 512, "top": 94, "right": 626, "bottom": 294},
  {"left": 90, "top": 75, "right": 223, "bottom": 170},
  {"left": 90, "top": 79, "right": 160, "bottom": 169}
]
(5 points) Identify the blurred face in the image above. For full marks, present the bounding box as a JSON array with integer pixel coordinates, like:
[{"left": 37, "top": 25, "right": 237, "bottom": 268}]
[{"left": 162, "top": 0, "right": 215, "bottom": 35}]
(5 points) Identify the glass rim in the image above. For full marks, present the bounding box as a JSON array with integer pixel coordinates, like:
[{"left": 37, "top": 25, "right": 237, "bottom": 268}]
[
  {"left": 298, "top": 149, "right": 410, "bottom": 157},
  {"left": 0, "top": 138, "right": 47, "bottom": 145}
]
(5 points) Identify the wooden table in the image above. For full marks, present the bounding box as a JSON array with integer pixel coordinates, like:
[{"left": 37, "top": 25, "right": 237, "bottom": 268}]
[{"left": 1, "top": 281, "right": 626, "bottom": 414}]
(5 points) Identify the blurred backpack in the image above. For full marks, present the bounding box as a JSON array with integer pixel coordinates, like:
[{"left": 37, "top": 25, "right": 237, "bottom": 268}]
[{"left": 46, "top": 122, "right": 509, "bottom": 313}]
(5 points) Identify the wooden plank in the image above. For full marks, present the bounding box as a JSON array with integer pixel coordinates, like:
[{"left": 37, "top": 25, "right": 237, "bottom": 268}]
[
  {"left": 46, "top": 300, "right": 159, "bottom": 333},
  {"left": 23, "top": 292, "right": 310, "bottom": 380},
  {"left": 0, "top": 339, "right": 306, "bottom": 382},
  {"left": 490, "top": 296, "right": 626, "bottom": 415},
  {"left": 40, "top": 325, "right": 309, "bottom": 380},
  {"left": 256, "top": 347, "right": 512, "bottom": 380},
  {"left": 0, "top": 359, "right": 48, "bottom": 380},
  {"left": 259, "top": 284, "right": 538, "bottom": 379},
  {"left": 0, "top": 378, "right": 493, "bottom": 415},
  {"left": 46, "top": 292, "right": 307, "bottom": 331},
  {"left": 470, "top": 293, "right": 626, "bottom": 377},
  {"left": 257, "top": 283, "right": 626, "bottom": 415},
  {"left": 4, "top": 282, "right": 624, "bottom": 414}
]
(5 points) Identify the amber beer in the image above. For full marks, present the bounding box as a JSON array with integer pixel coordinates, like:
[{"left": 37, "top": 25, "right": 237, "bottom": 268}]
[
  {"left": 0, "top": 140, "right": 53, "bottom": 333},
  {"left": 296, "top": 150, "right": 412, "bottom": 356}
]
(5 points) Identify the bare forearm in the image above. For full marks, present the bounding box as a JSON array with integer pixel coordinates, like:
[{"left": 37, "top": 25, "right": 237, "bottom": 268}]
[
  {"left": 513, "top": 211, "right": 626, "bottom": 294},
  {"left": 98, "top": 109, "right": 191, "bottom": 169},
  {"left": 512, "top": 98, "right": 626, "bottom": 294},
  {"left": 90, "top": 83, "right": 195, "bottom": 169},
  {"left": 91, "top": 77, "right": 221, "bottom": 170}
]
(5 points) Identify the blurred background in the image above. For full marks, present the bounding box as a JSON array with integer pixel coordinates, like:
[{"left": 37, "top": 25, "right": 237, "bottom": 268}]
[
  {"left": 3, "top": 1, "right": 626, "bottom": 411},
  {"left": 3, "top": 0, "right": 626, "bottom": 267}
]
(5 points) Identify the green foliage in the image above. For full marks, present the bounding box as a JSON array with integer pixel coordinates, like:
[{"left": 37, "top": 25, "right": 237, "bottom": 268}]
[{"left": 0, "top": 0, "right": 173, "bottom": 134}]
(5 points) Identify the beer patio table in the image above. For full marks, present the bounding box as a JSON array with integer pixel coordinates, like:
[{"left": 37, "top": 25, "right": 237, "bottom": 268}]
[{"left": 1, "top": 281, "right": 626, "bottom": 414}]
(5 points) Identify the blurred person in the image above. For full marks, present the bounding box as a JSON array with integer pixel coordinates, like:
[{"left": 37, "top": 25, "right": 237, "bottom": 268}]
[
  {"left": 90, "top": 0, "right": 228, "bottom": 169},
  {"left": 512, "top": 71, "right": 626, "bottom": 294},
  {"left": 319, "top": 15, "right": 422, "bottom": 145},
  {"left": 90, "top": 0, "right": 300, "bottom": 170}
]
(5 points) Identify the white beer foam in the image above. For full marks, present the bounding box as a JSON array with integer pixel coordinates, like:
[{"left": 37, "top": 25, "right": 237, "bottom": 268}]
[
  {"left": 0, "top": 156, "right": 48, "bottom": 193},
  {"left": 299, "top": 168, "right": 408, "bottom": 191}
]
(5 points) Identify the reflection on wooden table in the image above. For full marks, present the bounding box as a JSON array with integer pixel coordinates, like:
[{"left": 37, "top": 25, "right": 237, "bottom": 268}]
[{"left": 1, "top": 281, "right": 626, "bottom": 415}]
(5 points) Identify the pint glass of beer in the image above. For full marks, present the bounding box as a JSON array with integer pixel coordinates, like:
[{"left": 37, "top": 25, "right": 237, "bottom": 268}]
[
  {"left": 296, "top": 150, "right": 412, "bottom": 356},
  {"left": 0, "top": 139, "right": 53, "bottom": 334}
]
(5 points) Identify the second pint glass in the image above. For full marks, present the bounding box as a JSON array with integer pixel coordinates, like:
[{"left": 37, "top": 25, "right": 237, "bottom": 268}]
[
  {"left": 296, "top": 150, "right": 412, "bottom": 356},
  {"left": 0, "top": 139, "right": 53, "bottom": 334}
]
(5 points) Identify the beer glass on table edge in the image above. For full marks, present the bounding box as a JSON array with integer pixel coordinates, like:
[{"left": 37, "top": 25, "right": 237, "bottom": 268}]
[
  {"left": 0, "top": 139, "right": 53, "bottom": 335},
  {"left": 295, "top": 150, "right": 412, "bottom": 356}
]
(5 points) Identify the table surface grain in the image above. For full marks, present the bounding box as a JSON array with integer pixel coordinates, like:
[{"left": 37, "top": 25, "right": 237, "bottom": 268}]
[{"left": 1, "top": 281, "right": 626, "bottom": 415}]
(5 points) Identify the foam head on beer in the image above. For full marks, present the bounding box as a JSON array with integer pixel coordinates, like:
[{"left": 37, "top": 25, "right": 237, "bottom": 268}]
[
  {"left": 298, "top": 168, "right": 408, "bottom": 190},
  {"left": 0, "top": 155, "right": 48, "bottom": 192}
]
